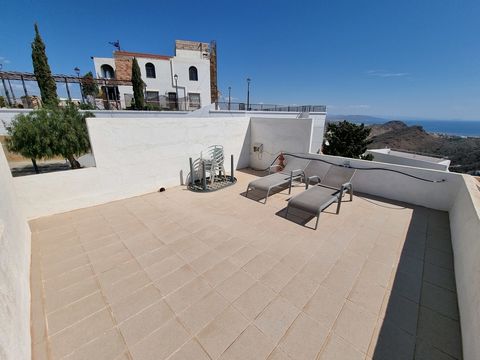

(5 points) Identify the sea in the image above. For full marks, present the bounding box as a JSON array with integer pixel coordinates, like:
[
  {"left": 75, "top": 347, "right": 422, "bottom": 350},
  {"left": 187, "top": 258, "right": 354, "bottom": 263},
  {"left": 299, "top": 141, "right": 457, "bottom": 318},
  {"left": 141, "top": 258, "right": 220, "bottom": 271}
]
[{"left": 361, "top": 119, "right": 480, "bottom": 137}]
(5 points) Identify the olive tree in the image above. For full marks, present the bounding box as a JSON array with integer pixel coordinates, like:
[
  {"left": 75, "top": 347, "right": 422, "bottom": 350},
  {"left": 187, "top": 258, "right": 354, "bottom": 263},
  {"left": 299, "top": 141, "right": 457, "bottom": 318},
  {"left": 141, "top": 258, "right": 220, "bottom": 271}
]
[
  {"left": 6, "top": 103, "right": 93, "bottom": 172},
  {"left": 5, "top": 108, "right": 55, "bottom": 173}
]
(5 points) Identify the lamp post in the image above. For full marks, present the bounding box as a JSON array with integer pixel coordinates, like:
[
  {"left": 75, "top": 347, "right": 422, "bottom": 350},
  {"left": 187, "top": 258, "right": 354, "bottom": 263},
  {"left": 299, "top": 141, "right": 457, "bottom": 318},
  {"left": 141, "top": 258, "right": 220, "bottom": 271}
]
[
  {"left": 174, "top": 74, "right": 179, "bottom": 110},
  {"left": 246, "top": 78, "right": 251, "bottom": 111},
  {"left": 74, "top": 67, "right": 85, "bottom": 103},
  {"left": 228, "top": 86, "right": 231, "bottom": 110}
]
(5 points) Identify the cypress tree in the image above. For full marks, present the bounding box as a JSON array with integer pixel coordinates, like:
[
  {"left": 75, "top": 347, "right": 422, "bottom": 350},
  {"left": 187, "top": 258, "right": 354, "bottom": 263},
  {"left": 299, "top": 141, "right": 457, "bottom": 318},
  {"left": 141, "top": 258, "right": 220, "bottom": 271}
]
[
  {"left": 131, "top": 58, "right": 144, "bottom": 109},
  {"left": 31, "top": 23, "right": 58, "bottom": 107}
]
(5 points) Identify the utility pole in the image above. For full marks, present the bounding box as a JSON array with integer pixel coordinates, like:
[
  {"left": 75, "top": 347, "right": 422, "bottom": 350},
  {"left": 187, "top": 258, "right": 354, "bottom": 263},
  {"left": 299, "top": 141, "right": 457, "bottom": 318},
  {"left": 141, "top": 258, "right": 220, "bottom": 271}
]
[
  {"left": 246, "top": 78, "right": 251, "bottom": 111},
  {"left": 228, "top": 86, "right": 231, "bottom": 110}
]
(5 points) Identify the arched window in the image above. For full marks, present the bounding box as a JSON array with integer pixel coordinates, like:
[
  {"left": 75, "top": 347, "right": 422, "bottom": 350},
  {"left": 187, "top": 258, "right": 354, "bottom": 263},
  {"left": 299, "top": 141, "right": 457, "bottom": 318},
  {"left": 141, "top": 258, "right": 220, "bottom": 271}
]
[
  {"left": 100, "top": 64, "right": 115, "bottom": 79},
  {"left": 189, "top": 66, "right": 198, "bottom": 81},
  {"left": 145, "top": 63, "right": 156, "bottom": 78}
]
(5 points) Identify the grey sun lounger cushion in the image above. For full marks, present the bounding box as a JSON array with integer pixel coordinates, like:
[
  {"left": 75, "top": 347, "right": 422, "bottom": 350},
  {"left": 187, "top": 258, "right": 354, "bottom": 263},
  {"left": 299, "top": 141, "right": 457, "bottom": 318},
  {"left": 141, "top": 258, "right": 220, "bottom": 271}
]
[
  {"left": 286, "top": 165, "right": 356, "bottom": 229},
  {"left": 246, "top": 170, "right": 304, "bottom": 204},
  {"left": 246, "top": 156, "right": 310, "bottom": 204}
]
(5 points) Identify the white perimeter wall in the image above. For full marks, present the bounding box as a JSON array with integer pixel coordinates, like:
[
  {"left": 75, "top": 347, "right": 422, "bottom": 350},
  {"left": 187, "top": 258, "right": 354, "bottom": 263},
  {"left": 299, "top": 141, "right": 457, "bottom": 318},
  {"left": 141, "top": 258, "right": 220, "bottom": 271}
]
[
  {"left": 14, "top": 116, "right": 252, "bottom": 219},
  {"left": 296, "top": 153, "right": 462, "bottom": 212},
  {"left": 366, "top": 149, "right": 449, "bottom": 171},
  {"left": 0, "top": 146, "right": 31, "bottom": 360},
  {"left": 249, "top": 117, "right": 313, "bottom": 170},
  {"left": 449, "top": 175, "right": 480, "bottom": 360}
]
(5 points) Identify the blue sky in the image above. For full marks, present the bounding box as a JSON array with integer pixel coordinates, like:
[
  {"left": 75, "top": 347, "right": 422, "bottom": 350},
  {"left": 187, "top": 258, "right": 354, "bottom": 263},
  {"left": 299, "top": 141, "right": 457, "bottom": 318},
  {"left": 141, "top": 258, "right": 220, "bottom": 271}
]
[{"left": 1, "top": 0, "right": 480, "bottom": 120}]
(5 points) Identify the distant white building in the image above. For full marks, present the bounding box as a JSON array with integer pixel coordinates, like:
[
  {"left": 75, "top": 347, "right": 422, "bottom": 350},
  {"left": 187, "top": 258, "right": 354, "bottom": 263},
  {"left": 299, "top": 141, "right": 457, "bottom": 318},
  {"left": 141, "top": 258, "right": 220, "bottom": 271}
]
[{"left": 92, "top": 40, "right": 216, "bottom": 110}]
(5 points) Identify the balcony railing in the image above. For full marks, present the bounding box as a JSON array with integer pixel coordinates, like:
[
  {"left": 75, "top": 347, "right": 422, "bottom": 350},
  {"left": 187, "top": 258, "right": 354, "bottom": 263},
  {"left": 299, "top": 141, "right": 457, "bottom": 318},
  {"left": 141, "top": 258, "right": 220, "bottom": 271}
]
[{"left": 215, "top": 102, "right": 326, "bottom": 113}]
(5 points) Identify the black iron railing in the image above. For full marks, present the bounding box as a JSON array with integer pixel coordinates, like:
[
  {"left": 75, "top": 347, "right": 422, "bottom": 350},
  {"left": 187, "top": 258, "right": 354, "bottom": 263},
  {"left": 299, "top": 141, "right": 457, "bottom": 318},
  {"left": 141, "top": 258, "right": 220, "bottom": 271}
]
[{"left": 215, "top": 102, "right": 326, "bottom": 112}]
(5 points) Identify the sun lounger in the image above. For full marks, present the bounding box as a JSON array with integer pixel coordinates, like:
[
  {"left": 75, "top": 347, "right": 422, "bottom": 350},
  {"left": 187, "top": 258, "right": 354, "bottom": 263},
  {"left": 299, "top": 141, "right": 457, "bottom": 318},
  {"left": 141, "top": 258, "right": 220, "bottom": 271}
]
[
  {"left": 245, "top": 156, "right": 310, "bottom": 204},
  {"left": 285, "top": 165, "right": 356, "bottom": 229}
]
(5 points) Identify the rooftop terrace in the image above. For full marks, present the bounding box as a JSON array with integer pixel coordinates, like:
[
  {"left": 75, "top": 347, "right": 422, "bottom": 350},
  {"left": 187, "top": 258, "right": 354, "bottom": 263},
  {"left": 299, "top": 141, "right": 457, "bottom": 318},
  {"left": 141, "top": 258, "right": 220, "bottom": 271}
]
[{"left": 31, "top": 170, "right": 461, "bottom": 360}]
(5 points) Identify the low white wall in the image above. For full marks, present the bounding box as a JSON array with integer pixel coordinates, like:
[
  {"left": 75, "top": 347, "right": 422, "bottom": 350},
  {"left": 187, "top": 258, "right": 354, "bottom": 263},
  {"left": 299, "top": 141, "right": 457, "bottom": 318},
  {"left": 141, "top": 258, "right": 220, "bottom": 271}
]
[
  {"left": 366, "top": 149, "right": 449, "bottom": 171},
  {"left": 14, "top": 116, "right": 251, "bottom": 219},
  {"left": 0, "top": 147, "right": 31, "bottom": 360},
  {"left": 449, "top": 175, "right": 480, "bottom": 360},
  {"left": 0, "top": 109, "right": 190, "bottom": 135},
  {"left": 298, "top": 153, "right": 462, "bottom": 211},
  {"left": 249, "top": 117, "right": 313, "bottom": 170}
]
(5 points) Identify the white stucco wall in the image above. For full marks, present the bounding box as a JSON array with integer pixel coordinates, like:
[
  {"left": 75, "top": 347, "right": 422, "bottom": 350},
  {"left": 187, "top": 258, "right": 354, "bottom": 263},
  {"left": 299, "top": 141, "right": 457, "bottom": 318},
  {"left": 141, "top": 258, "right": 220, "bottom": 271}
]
[
  {"left": 13, "top": 116, "right": 251, "bottom": 219},
  {"left": 366, "top": 149, "right": 450, "bottom": 171},
  {"left": 249, "top": 117, "right": 314, "bottom": 170},
  {"left": 449, "top": 175, "right": 480, "bottom": 360},
  {"left": 0, "top": 146, "right": 31, "bottom": 360},
  {"left": 293, "top": 153, "right": 462, "bottom": 211}
]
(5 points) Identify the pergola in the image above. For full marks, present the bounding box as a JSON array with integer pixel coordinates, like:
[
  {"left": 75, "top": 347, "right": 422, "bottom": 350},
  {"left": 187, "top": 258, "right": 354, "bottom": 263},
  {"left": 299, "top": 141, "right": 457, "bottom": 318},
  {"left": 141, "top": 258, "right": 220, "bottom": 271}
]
[{"left": 0, "top": 70, "right": 132, "bottom": 108}]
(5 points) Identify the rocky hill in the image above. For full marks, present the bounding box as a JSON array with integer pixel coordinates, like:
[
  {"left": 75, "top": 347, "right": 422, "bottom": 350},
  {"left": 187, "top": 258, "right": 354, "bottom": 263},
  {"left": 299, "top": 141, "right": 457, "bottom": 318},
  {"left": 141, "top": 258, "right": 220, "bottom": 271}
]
[{"left": 367, "top": 121, "right": 480, "bottom": 173}]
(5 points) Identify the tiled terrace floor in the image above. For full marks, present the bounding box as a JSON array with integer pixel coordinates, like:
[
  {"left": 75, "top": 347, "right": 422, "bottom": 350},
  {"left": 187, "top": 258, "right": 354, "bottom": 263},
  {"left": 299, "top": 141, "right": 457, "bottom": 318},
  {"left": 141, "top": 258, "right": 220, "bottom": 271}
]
[{"left": 31, "top": 170, "right": 462, "bottom": 360}]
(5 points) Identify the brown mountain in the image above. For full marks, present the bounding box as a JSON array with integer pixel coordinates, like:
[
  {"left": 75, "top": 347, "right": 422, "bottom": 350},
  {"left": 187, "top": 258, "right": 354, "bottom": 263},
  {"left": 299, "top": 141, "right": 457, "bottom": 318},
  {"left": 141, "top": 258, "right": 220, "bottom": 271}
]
[{"left": 367, "top": 121, "right": 480, "bottom": 173}]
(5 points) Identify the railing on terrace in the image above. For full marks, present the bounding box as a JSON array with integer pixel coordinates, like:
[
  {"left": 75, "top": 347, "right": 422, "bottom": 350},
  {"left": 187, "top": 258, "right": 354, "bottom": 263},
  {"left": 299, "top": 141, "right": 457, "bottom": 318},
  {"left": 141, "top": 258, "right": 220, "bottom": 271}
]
[{"left": 215, "top": 102, "right": 327, "bottom": 113}]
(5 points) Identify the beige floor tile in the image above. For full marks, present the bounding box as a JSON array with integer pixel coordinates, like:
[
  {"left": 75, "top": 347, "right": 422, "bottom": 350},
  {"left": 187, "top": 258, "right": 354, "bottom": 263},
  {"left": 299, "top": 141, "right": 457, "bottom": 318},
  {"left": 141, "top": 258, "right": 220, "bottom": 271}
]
[
  {"left": 63, "top": 328, "right": 126, "bottom": 360},
  {"left": 49, "top": 308, "right": 114, "bottom": 358},
  {"left": 110, "top": 284, "right": 162, "bottom": 323},
  {"left": 233, "top": 282, "right": 277, "bottom": 320},
  {"left": 154, "top": 264, "right": 197, "bottom": 296},
  {"left": 88, "top": 242, "right": 127, "bottom": 264},
  {"left": 321, "top": 253, "right": 364, "bottom": 298},
  {"left": 42, "top": 253, "right": 90, "bottom": 280},
  {"left": 90, "top": 249, "right": 133, "bottom": 273},
  {"left": 47, "top": 291, "right": 106, "bottom": 335},
  {"left": 44, "top": 277, "right": 99, "bottom": 313},
  {"left": 216, "top": 269, "right": 256, "bottom": 302},
  {"left": 32, "top": 340, "right": 48, "bottom": 360},
  {"left": 229, "top": 245, "right": 261, "bottom": 267},
  {"left": 280, "top": 274, "right": 318, "bottom": 310},
  {"left": 144, "top": 254, "right": 186, "bottom": 281},
  {"left": 165, "top": 277, "right": 212, "bottom": 314},
  {"left": 278, "top": 313, "right": 329, "bottom": 360},
  {"left": 215, "top": 237, "right": 246, "bottom": 257},
  {"left": 255, "top": 296, "right": 300, "bottom": 343},
  {"left": 119, "top": 299, "right": 175, "bottom": 347},
  {"left": 242, "top": 253, "right": 278, "bottom": 279},
  {"left": 130, "top": 318, "right": 190, "bottom": 360},
  {"left": 260, "top": 262, "right": 297, "bottom": 293},
  {"left": 101, "top": 271, "right": 151, "bottom": 304},
  {"left": 168, "top": 339, "right": 211, "bottom": 360},
  {"left": 189, "top": 250, "right": 224, "bottom": 273},
  {"left": 219, "top": 325, "right": 276, "bottom": 360},
  {"left": 203, "top": 259, "right": 239, "bottom": 287},
  {"left": 333, "top": 300, "right": 377, "bottom": 354},
  {"left": 81, "top": 233, "right": 121, "bottom": 252},
  {"left": 136, "top": 245, "right": 174, "bottom": 268},
  {"left": 197, "top": 306, "right": 250, "bottom": 359},
  {"left": 348, "top": 274, "right": 386, "bottom": 315},
  {"left": 267, "top": 348, "right": 293, "bottom": 360},
  {"left": 44, "top": 265, "right": 94, "bottom": 293},
  {"left": 318, "top": 334, "right": 365, "bottom": 360},
  {"left": 280, "top": 248, "right": 313, "bottom": 272},
  {"left": 179, "top": 291, "right": 229, "bottom": 334},
  {"left": 303, "top": 285, "right": 345, "bottom": 328},
  {"left": 97, "top": 259, "right": 142, "bottom": 287}
]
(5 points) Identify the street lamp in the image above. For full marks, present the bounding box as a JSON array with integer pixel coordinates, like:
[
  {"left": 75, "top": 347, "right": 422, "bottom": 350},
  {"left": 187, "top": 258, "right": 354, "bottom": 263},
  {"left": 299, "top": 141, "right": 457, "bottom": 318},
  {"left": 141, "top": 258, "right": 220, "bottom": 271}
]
[
  {"left": 174, "top": 74, "right": 179, "bottom": 110},
  {"left": 74, "top": 67, "right": 85, "bottom": 103},
  {"left": 246, "top": 78, "right": 251, "bottom": 111},
  {"left": 228, "top": 86, "right": 231, "bottom": 110}
]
